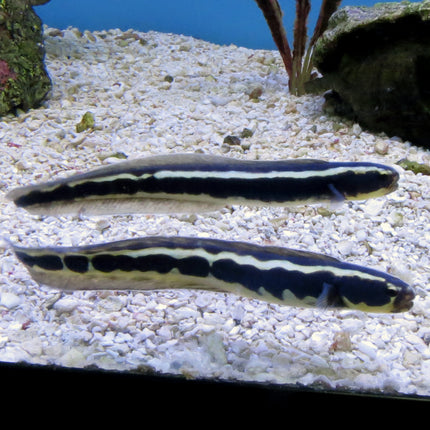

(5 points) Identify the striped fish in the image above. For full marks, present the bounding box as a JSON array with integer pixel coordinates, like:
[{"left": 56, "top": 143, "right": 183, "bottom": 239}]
[
  {"left": 10, "top": 236, "right": 415, "bottom": 313},
  {"left": 7, "top": 153, "right": 400, "bottom": 215}
]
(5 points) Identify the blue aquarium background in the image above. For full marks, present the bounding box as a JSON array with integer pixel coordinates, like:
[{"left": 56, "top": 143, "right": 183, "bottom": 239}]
[{"left": 36, "top": 0, "right": 420, "bottom": 49}]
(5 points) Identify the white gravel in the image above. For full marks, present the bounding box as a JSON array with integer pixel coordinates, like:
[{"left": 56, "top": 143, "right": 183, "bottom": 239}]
[{"left": 1, "top": 26, "right": 430, "bottom": 396}]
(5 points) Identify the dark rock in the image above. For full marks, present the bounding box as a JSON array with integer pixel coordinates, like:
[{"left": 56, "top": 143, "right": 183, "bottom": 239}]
[
  {"left": 29, "top": 0, "right": 51, "bottom": 5},
  {"left": 306, "top": 1, "right": 430, "bottom": 147},
  {"left": 240, "top": 128, "right": 254, "bottom": 138},
  {"left": 0, "top": 0, "right": 51, "bottom": 116},
  {"left": 223, "top": 135, "right": 241, "bottom": 146},
  {"left": 248, "top": 86, "right": 263, "bottom": 101}
]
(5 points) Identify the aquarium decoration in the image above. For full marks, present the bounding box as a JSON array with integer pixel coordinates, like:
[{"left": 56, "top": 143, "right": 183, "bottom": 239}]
[
  {"left": 0, "top": 0, "right": 51, "bottom": 115},
  {"left": 306, "top": 1, "right": 430, "bottom": 147},
  {"left": 255, "top": 0, "right": 341, "bottom": 96}
]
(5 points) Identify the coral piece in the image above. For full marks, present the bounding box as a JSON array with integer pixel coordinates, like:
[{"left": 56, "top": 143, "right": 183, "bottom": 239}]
[{"left": 0, "top": 59, "right": 17, "bottom": 89}]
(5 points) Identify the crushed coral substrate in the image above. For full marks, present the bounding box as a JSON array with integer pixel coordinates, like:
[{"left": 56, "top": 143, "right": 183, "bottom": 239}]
[{"left": 1, "top": 26, "right": 430, "bottom": 396}]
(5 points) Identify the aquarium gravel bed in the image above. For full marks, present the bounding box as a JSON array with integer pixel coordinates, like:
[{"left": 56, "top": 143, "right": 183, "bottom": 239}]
[{"left": 1, "top": 26, "right": 430, "bottom": 397}]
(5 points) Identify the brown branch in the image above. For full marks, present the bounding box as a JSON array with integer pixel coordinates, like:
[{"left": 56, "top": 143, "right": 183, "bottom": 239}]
[
  {"left": 291, "top": 0, "right": 311, "bottom": 94},
  {"left": 309, "top": 0, "right": 342, "bottom": 47},
  {"left": 254, "top": 0, "right": 293, "bottom": 78},
  {"left": 293, "top": 0, "right": 311, "bottom": 62},
  {"left": 255, "top": 0, "right": 342, "bottom": 95}
]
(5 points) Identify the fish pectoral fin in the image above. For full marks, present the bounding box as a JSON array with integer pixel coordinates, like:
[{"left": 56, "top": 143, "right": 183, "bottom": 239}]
[
  {"left": 328, "top": 183, "right": 345, "bottom": 210},
  {"left": 316, "top": 282, "right": 338, "bottom": 309}
]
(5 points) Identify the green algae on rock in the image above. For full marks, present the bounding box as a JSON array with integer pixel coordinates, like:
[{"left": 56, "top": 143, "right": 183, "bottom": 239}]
[
  {"left": 0, "top": 0, "right": 51, "bottom": 115},
  {"left": 306, "top": 1, "right": 430, "bottom": 148},
  {"left": 76, "top": 111, "right": 95, "bottom": 133},
  {"left": 396, "top": 158, "right": 430, "bottom": 176}
]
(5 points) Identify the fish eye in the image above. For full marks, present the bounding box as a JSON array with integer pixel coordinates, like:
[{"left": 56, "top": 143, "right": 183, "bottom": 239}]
[{"left": 386, "top": 288, "right": 399, "bottom": 297}]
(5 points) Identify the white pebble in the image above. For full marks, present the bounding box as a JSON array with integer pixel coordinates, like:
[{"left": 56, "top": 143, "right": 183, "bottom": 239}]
[
  {"left": 203, "top": 332, "right": 227, "bottom": 364},
  {"left": 352, "top": 123, "right": 362, "bottom": 136},
  {"left": 355, "top": 230, "right": 367, "bottom": 242},
  {"left": 53, "top": 296, "right": 80, "bottom": 314},
  {"left": 356, "top": 341, "right": 378, "bottom": 360},
  {"left": 157, "top": 325, "right": 173, "bottom": 340},
  {"left": 61, "top": 348, "right": 87, "bottom": 367},
  {"left": 310, "top": 355, "right": 330, "bottom": 368},
  {"left": 363, "top": 199, "right": 385, "bottom": 217},
  {"left": 338, "top": 240, "right": 354, "bottom": 256},
  {"left": 21, "top": 338, "right": 43, "bottom": 356},
  {"left": 374, "top": 140, "right": 389, "bottom": 155},
  {"left": 0, "top": 292, "right": 23, "bottom": 309}
]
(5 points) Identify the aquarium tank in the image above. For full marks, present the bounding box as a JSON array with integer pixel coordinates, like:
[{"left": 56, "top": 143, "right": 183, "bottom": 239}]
[{"left": 0, "top": 0, "right": 429, "bottom": 408}]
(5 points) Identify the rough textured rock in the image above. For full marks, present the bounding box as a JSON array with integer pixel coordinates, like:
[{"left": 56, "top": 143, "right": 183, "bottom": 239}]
[
  {"left": 306, "top": 1, "right": 430, "bottom": 147},
  {"left": 0, "top": 0, "right": 51, "bottom": 116}
]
